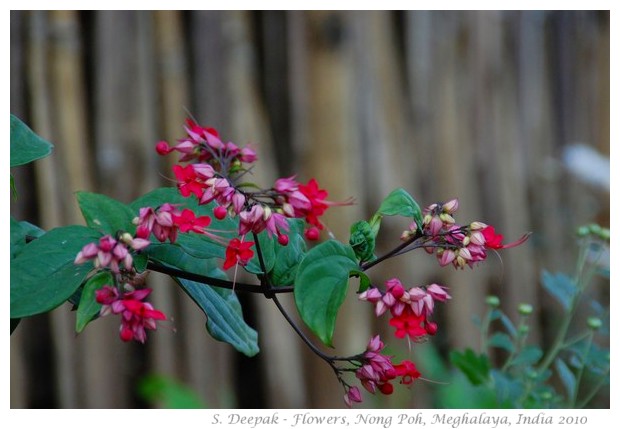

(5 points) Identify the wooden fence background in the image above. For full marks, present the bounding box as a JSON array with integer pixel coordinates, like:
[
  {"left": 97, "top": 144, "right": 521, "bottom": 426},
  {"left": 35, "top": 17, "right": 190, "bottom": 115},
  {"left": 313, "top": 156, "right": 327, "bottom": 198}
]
[{"left": 10, "top": 10, "right": 609, "bottom": 409}]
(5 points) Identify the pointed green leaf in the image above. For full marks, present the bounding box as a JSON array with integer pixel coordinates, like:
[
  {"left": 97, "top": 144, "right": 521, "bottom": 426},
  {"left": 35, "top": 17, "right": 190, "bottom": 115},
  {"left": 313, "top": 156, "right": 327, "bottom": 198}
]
[
  {"left": 269, "top": 231, "right": 306, "bottom": 286},
  {"left": 10, "top": 217, "right": 45, "bottom": 260},
  {"left": 245, "top": 230, "right": 276, "bottom": 275},
  {"left": 376, "top": 188, "right": 423, "bottom": 230},
  {"left": 174, "top": 277, "right": 259, "bottom": 357},
  {"left": 11, "top": 226, "right": 102, "bottom": 318},
  {"left": 77, "top": 191, "right": 136, "bottom": 235},
  {"left": 449, "top": 348, "right": 491, "bottom": 385},
  {"left": 509, "top": 345, "right": 543, "bottom": 367},
  {"left": 555, "top": 358, "right": 576, "bottom": 400},
  {"left": 75, "top": 271, "right": 113, "bottom": 333},
  {"left": 541, "top": 270, "right": 578, "bottom": 311},
  {"left": 488, "top": 332, "right": 515, "bottom": 352},
  {"left": 294, "top": 240, "right": 360, "bottom": 347},
  {"left": 10, "top": 114, "right": 54, "bottom": 167}
]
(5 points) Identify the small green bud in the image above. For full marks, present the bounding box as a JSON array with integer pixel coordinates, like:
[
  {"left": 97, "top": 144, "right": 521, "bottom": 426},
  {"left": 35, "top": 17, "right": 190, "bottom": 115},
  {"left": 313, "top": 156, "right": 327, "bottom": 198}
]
[
  {"left": 576, "top": 225, "right": 590, "bottom": 237},
  {"left": 540, "top": 391, "right": 553, "bottom": 400},
  {"left": 598, "top": 227, "right": 610, "bottom": 241},
  {"left": 518, "top": 324, "right": 530, "bottom": 335},
  {"left": 587, "top": 317, "right": 602, "bottom": 330},
  {"left": 588, "top": 223, "right": 602, "bottom": 236},
  {"left": 526, "top": 369, "right": 538, "bottom": 379},
  {"left": 485, "top": 296, "right": 500, "bottom": 307},
  {"left": 518, "top": 303, "right": 533, "bottom": 315}
]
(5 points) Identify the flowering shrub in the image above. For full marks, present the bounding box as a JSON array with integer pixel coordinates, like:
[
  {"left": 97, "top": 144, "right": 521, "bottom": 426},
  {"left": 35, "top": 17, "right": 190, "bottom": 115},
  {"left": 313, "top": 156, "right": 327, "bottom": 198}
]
[{"left": 10, "top": 114, "right": 532, "bottom": 407}]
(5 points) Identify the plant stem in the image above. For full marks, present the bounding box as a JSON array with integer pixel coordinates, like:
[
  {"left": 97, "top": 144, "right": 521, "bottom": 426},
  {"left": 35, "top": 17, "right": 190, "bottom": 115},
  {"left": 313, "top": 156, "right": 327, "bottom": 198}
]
[
  {"left": 570, "top": 330, "right": 594, "bottom": 408},
  {"left": 361, "top": 231, "right": 422, "bottom": 271},
  {"left": 145, "top": 260, "right": 294, "bottom": 294}
]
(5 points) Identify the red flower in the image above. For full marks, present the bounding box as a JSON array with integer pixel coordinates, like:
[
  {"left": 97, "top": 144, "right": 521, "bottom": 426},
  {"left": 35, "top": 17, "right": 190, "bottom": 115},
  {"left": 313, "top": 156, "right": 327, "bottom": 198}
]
[
  {"left": 298, "top": 178, "right": 329, "bottom": 229},
  {"left": 95, "top": 286, "right": 166, "bottom": 343},
  {"left": 394, "top": 360, "right": 421, "bottom": 385},
  {"left": 172, "top": 208, "right": 211, "bottom": 234},
  {"left": 173, "top": 164, "right": 205, "bottom": 199},
  {"left": 388, "top": 307, "right": 427, "bottom": 339},
  {"left": 223, "top": 238, "right": 255, "bottom": 270},
  {"left": 481, "top": 226, "right": 531, "bottom": 249}
]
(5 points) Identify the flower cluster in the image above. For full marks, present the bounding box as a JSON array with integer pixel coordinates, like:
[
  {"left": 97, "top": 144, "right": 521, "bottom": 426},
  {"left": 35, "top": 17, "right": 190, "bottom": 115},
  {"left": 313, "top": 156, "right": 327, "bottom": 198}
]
[
  {"left": 157, "top": 119, "right": 352, "bottom": 243},
  {"left": 401, "top": 199, "right": 530, "bottom": 269},
  {"left": 74, "top": 233, "right": 150, "bottom": 274},
  {"left": 96, "top": 286, "right": 166, "bottom": 343},
  {"left": 344, "top": 335, "right": 421, "bottom": 407},
  {"left": 359, "top": 278, "right": 451, "bottom": 340}
]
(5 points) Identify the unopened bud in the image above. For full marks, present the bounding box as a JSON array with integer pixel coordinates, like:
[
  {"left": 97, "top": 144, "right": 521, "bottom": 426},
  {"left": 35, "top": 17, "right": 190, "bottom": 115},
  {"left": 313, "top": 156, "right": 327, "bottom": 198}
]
[
  {"left": 587, "top": 317, "right": 602, "bottom": 330},
  {"left": 518, "top": 324, "right": 530, "bottom": 335},
  {"left": 439, "top": 213, "right": 455, "bottom": 224},
  {"left": 576, "top": 225, "right": 590, "bottom": 237},
  {"left": 462, "top": 236, "right": 470, "bottom": 246},
  {"left": 423, "top": 213, "right": 432, "bottom": 226},
  {"left": 120, "top": 232, "right": 133, "bottom": 244},
  {"left": 263, "top": 206, "right": 272, "bottom": 221},
  {"left": 485, "top": 296, "right": 500, "bottom": 307},
  {"left": 470, "top": 221, "right": 488, "bottom": 231},
  {"left": 425, "top": 321, "right": 438, "bottom": 336},
  {"left": 442, "top": 198, "right": 459, "bottom": 214},
  {"left": 277, "top": 234, "right": 289, "bottom": 246},
  {"left": 518, "top": 303, "right": 533, "bottom": 315}
]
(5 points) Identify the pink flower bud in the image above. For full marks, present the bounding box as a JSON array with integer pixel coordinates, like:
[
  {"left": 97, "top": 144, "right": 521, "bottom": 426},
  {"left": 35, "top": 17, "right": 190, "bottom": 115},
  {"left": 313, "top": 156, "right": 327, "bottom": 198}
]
[
  {"left": 425, "top": 321, "right": 438, "bottom": 335},
  {"left": 155, "top": 141, "right": 171, "bottom": 155},
  {"left": 277, "top": 234, "right": 289, "bottom": 246},
  {"left": 214, "top": 206, "right": 228, "bottom": 220},
  {"left": 442, "top": 198, "right": 459, "bottom": 214},
  {"left": 426, "top": 284, "right": 451, "bottom": 301},
  {"left": 305, "top": 227, "right": 320, "bottom": 241}
]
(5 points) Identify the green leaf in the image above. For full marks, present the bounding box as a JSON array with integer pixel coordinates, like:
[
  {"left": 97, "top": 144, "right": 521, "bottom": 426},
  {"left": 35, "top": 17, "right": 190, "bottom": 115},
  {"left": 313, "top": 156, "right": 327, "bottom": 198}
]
[
  {"left": 490, "top": 369, "right": 525, "bottom": 406},
  {"left": 541, "top": 270, "right": 578, "bottom": 311},
  {"left": 11, "top": 226, "right": 102, "bottom": 318},
  {"left": 10, "top": 217, "right": 45, "bottom": 260},
  {"left": 294, "top": 240, "right": 360, "bottom": 347},
  {"left": 449, "top": 348, "right": 491, "bottom": 386},
  {"left": 174, "top": 277, "right": 259, "bottom": 357},
  {"left": 10, "top": 114, "right": 54, "bottom": 167},
  {"left": 376, "top": 188, "right": 423, "bottom": 230},
  {"left": 509, "top": 345, "right": 543, "bottom": 367},
  {"left": 500, "top": 313, "right": 518, "bottom": 338},
  {"left": 245, "top": 230, "right": 276, "bottom": 275},
  {"left": 138, "top": 374, "right": 206, "bottom": 409},
  {"left": 133, "top": 253, "right": 149, "bottom": 273},
  {"left": 269, "top": 231, "right": 306, "bottom": 286},
  {"left": 555, "top": 358, "right": 576, "bottom": 400},
  {"left": 75, "top": 271, "right": 113, "bottom": 333},
  {"left": 77, "top": 191, "right": 136, "bottom": 235},
  {"left": 488, "top": 332, "right": 515, "bottom": 352}
]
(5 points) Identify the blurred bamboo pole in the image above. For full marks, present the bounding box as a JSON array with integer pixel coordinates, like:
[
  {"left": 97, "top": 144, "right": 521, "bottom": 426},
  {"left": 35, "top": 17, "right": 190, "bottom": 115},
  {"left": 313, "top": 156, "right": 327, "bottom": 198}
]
[
  {"left": 302, "top": 10, "right": 363, "bottom": 408},
  {"left": 27, "top": 11, "right": 82, "bottom": 408},
  {"left": 10, "top": 9, "right": 27, "bottom": 409}
]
